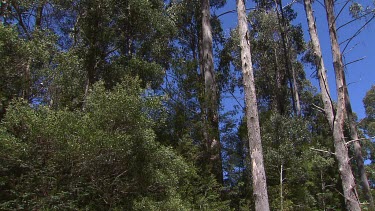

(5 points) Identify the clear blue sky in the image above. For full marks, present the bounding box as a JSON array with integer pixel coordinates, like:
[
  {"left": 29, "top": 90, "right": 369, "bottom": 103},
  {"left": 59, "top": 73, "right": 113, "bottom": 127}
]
[{"left": 216, "top": 0, "right": 375, "bottom": 119}]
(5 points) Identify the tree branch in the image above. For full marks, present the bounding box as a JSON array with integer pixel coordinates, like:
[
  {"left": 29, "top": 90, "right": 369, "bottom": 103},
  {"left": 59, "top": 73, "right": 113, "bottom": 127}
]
[
  {"left": 337, "top": 11, "right": 375, "bottom": 31},
  {"left": 342, "top": 14, "right": 375, "bottom": 54},
  {"left": 334, "top": 0, "right": 350, "bottom": 23},
  {"left": 312, "top": 103, "right": 325, "bottom": 113},
  {"left": 310, "top": 147, "right": 335, "bottom": 155},
  {"left": 346, "top": 136, "right": 375, "bottom": 146},
  {"left": 344, "top": 56, "right": 365, "bottom": 67},
  {"left": 216, "top": 8, "right": 256, "bottom": 18}
]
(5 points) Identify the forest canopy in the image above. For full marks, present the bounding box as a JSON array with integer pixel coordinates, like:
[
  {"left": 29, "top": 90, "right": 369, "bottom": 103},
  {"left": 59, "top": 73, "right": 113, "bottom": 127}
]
[{"left": 0, "top": 0, "right": 374, "bottom": 210}]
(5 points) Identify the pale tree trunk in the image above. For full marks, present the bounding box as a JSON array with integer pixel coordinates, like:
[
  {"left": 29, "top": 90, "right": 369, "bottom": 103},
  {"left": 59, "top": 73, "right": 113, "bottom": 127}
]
[
  {"left": 303, "top": 0, "right": 334, "bottom": 127},
  {"left": 280, "top": 164, "right": 283, "bottom": 211},
  {"left": 305, "top": 0, "right": 372, "bottom": 209},
  {"left": 291, "top": 64, "right": 301, "bottom": 116},
  {"left": 201, "top": 0, "right": 223, "bottom": 183},
  {"left": 324, "top": 0, "right": 361, "bottom": 209},
  {"left": 236, "top": 0, "right": 270, "bottom": 210}
]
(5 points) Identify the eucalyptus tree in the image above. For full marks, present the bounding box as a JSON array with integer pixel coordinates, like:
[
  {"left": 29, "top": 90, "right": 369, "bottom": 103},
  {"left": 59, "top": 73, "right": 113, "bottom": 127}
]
[
  {"left": 162, "top": 0, "right": 227, "bottom": 184},
  {"left": 324, "top": 0, "right": 361, "bottom": 209},
  {"left": 304, "top": 0, "right": 372, "bottom": 209},
  {"left": 201, "top": 0, "right": 222, "bottom": 183},
  {"left": 362, "top": 86, "right": 375, "bottom": 137},
  {"left": 237, "top": 0, "right": 270, "bottom": 210}
]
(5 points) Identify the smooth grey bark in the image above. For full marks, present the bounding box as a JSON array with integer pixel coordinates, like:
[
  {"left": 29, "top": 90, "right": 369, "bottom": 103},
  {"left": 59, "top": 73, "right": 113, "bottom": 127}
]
[
  {"left": 280, "top": 164, "right": 283, "bottom": 211},
  {"left": 305, "top": 0, "right": 372, "bottom": 209},
  {"left": 201, "top": 0, "right": 223, "bottom": 183},
  {"left": 324, "top": 0, "right": 361, "bottom": 209},
  {"left": 237, "top": 0, "right": 270, "bottom": 210},
  {"left": 303, "top": 0, "right": 334, "bottom": 127}
]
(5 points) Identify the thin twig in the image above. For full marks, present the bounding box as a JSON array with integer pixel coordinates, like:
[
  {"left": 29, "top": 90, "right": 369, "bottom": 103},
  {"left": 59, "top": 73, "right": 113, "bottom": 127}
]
[
  {"left": 216, "top": 8, "right": 256, "bottom": 18},
  {"left": 310, "top": 148, "right": 335, "bottom": 155},
  {"left": 342, "top": 15, "right": 375, "bottom": 54},
  {"left": 337, "top": 11, "right": 375, "bottom": 31},
  {"left": 334, "top": 0, "right": 350, "bottom": 23},
  {"left": 312, "top": 103, "right": 325, "bottom": 113},
  {"left": 343, "top": 43, "right": 359, "bottom": 55},
  {"left": 344, "top": 56, "right": 366, "bottom": 67}
]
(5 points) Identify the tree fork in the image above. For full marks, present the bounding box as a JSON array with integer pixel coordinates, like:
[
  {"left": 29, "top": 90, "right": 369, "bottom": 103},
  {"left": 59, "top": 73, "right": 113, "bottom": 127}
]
[{"left": 324, "top": 0, "right": 361, "bottom": 209}]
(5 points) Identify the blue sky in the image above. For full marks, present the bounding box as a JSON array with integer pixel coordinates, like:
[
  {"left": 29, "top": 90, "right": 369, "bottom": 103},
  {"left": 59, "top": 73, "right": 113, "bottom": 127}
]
[{"left": 216, "top": 0, "right": 375, "bottom": 119}]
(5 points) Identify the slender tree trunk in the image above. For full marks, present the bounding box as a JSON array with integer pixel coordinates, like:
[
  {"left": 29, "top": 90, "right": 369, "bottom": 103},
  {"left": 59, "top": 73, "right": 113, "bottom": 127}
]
[
  {"left": 273, "top": 49, "right": 285, "bottom": 115},
  {"left": 280, "top": 164, "right": 283, "bottom": 211},
  {"left": 201, "top": 0, "right": 223, "bottom": 183},
  {"left": 345, "top": 88, "right": 375, "bottom": 210},
  {"left": 237, "top": 0, "right": 270, "bottom": 210},
  {"left": 303, "top": 0, "right": 334, "bottom": 127},
  {"left": 320, "top": 170, "right": 327, "bottom": 211},
  {"left": 275, "top": 0, "right": 301, "bottom": 116},
  {"left": 305, "top": 0, "right": 372, "bottom": 209},
  {"left": 324, "top": 0, "right": 361, "bottom": 209},
  {"left": 291, "top": 63, "right": 301, "bottom": 116}
]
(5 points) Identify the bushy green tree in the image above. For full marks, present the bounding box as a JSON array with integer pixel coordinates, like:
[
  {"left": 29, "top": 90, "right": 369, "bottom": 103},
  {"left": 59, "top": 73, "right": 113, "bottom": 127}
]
[{"left": 0, "top": 78, "right": 198, "bottom": 210}]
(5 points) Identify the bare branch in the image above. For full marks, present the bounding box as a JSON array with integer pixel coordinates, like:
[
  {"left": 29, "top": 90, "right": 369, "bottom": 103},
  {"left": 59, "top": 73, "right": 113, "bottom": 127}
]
[
  {"left": 216, "top": 8, "right": 256, "bottom": 18},
  {"left": 337, "top": 11, "right": 375, "bottom": 31},
  {"left": 343, "top": 43, "right": 359, "bottom": 55},
  {"left": 334, "top": 0, "right": 350, "bottom": 23},
  {"left": 310, "top": 147, "right": 335, "bottom": 155},
  {"left": 346, "top": 136, "right": 375, "bottom": 146},
  {"left": 342, "top": 15, "right": 375, "bottom": 54},
  {"left": 229, "top": 91, "right": 245, "bottom": 110},
  {"left": 316, "top": 0, "right": 326, "bottom": 8},
  {"left": 312, "top": 103, "right": 325, "bottom": 113},
  {"left": 344, "top": 56, "right": 366, "bottom": 67}
]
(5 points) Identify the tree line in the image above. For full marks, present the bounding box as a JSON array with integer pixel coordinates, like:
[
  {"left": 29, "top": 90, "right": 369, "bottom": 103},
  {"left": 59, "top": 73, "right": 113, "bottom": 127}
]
[{"left": 0, "top": 0, "right": 375, "bottom": 210}]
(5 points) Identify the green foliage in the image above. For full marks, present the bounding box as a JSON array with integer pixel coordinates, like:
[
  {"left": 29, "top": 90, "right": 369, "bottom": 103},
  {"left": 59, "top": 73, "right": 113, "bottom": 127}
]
[
  {"left": 2, "top": 0, "right": 371, "bottom": 210},
  {"left": 362, "top": 86, "right": 375, "bottom": 137},
  {"left": 260, "top": 113, "right": 341, "bottom": 210},
  {"left": 0, "top": 78, "right": 198, "bottom": 210}
]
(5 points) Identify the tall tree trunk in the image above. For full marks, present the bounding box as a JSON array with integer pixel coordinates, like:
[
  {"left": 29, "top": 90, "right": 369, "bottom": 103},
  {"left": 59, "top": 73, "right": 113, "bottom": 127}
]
[
  {"left": 280, "top": 164, "right": 283, "bottom": 211},
  {"left": 303, "top": 0, "right": 334, "bottom": 127},
  {"left": 324, "top": 0, "right": 361, "bottom": 209},
  {"left": 276, "top": 0, "right": 301, "bottom": 116},
  {"left": 345, "top": 88, "right": 375, "bottom": 210},
  {"left": 273, "top": 48, "right": 286, "bottom": 115},
  {"left": 201, "top": 0, "right": 223, "bottom": 183},
  {"left": 305, "top": 0, "right": 373, "bottom": 209},
  {"left": 237, "top": 0, "right": 270, "bottom": 210}
]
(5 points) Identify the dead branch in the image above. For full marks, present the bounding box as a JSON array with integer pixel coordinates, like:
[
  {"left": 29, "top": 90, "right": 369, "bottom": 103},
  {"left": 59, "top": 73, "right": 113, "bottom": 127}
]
[
  {"left": 346, "top": 136, "right": 375, "bottom": 146},
  {"left": 342, "top": 14, "right": 375, "bottom": 54},
  {"left": 344, "top": 56, "right": 366, "bottom": 67},
  {"left": 310, "top": 147, "right": 335, "bottom": 155},
  {"left": 312, "top": 103, "right": 325, "bottom": 113}
]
